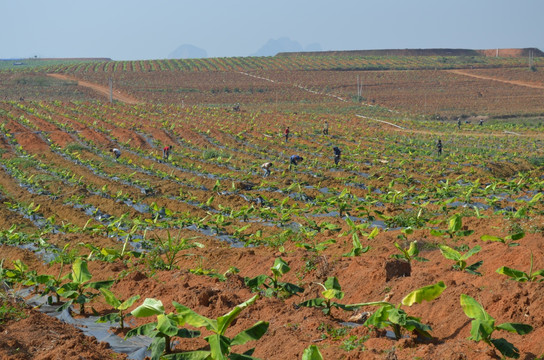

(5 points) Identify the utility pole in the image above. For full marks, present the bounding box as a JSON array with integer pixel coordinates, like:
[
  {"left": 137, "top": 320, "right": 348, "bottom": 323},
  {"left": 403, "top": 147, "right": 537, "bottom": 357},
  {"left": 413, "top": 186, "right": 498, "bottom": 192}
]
[
  {"left": 109, "top": 77, "right": 113, "bottom": 103},
  {"left": 357, "top": 75, "right": 363, "bottom": 102}
]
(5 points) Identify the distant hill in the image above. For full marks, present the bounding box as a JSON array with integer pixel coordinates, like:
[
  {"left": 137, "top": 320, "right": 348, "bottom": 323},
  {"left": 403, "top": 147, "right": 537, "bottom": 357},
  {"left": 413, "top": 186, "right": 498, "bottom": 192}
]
[
  {"left": 168, "top": 44, "right": 207, "bottom": 59},
  {"left": 277, "top": 48, "right": 544, "bottom": 57}
]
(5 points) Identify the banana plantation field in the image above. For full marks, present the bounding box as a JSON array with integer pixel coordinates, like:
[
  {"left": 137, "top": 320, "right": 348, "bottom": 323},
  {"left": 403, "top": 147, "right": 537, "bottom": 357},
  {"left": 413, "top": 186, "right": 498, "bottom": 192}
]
[{"left": 1, "top": 55, "right": 544, "bottom": 360}]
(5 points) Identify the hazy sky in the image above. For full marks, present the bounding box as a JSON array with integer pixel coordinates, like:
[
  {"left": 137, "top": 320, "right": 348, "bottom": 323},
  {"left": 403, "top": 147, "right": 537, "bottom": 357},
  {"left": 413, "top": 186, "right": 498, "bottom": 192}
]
[{"left": 2, "top": 0, "right": 543, "bottom": 60}]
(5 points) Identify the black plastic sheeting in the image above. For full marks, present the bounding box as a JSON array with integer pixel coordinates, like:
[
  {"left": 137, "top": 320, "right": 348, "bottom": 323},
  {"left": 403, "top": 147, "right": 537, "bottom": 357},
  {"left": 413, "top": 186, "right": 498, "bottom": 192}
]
[{"left": 17, "top": 287, "right": 151, "bottom": 360}]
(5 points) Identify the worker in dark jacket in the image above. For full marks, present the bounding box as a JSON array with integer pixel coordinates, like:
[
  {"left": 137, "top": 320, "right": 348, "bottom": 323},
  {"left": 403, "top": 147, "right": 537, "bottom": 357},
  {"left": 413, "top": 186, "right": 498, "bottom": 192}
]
[
  {"left": 111, "top": 148, "right": 121, "bottom": 159},
  {"left": 333, "top": 146, "right": 341, "bottom": 165},
  {"left": 289, "top": 155, "right": 303, "bottom": 170}
]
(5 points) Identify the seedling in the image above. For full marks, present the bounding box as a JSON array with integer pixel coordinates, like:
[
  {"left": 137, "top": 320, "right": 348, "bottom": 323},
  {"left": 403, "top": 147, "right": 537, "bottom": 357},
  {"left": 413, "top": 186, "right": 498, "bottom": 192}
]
[
  {"left": 430, "top": 214, "right": 474, "bottom": 239},
  {"left": 356, "top": 281, "right": 446, "bottom": 340},
  {"left": 127, "top": 298, "right": 201, "bottom": 359},
  {"left": 244, "top": 257, "right": 304, "bottom": 298},
  {"left": 439, "top": 244, "right": 483, "bottom": 275},
  {"left": 340, "top": 217, "right": 378, "bottom": 257},
  {"left": 97, "top": 288, "right": 140, "bottom": 330},
  {"left": 496, "top": 252, "right": 544, "bottom": 282},
  {"left": 391, "top": 227, "right": 428, "bottom": 262},
  {"left": 298, "top": 276, "right": 358, "bottom": 316},
  {"left": 148, "top": 230, "right": 203, "bottom": 270},
  {"left": 391, "top": 240, "right": 429, "bottom": 263},
  {"left": 56, "top": 258, "right": 114, "bottom": 314},
  {"left": 460, "top": 294, "right": 533, "bottom": 359},
  {"left": 171, "top": 294, "right": 269, "bottom": 360}
]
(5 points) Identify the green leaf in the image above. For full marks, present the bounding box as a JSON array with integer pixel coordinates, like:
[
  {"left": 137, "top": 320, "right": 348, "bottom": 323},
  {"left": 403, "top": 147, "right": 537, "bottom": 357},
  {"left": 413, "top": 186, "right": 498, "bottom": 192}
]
[
  {"left": 298, "top": 298, "right": 326, "bottom": 308},
  {"left": 469, "top": 318, "right": 495, "bottom": 341},
  {"left": 157, "top": 314, "right": 179, "bottom": 337},
  {"left": 86, "top": 280, "right": 114, "bottom": 290},
  {"left": 460, "top": 246, "right": 481, "bottom": 261},
  {"left": 119, "top": 294, "right": 141, "bottom": 311},
  {"left": 229, "top": 352, "right": 261, "bottom": 360},
  {"left": 480, "top": 235, "right": 504, "bottom": 243},
  {"left": 367, "top": 226, "right": 379, "bottom": 239},
  {"left": 387, "top": 307, "right": 407, "bottom": 326},
  {"left": 496, "top": 322, "right": 533, "bottom": 335},
  {"left": 456, "top": 230, "right": 474, "bottom": 237},
  {"left": 448, "top": 214, "right": 462, "bottom": 233},
  {"left": 150, "top": 336, "right": 166, "bottom": 360},
  {"left": 279, "top": 282, "right": 304, "bottom": 295},
  {"left": 439, "top": 245, "right": 461, "bottom": 261},
  {"left": 490, "top": 338, "right": 520, "bottom": 359},
  {"left": 413, "top": 256, "right": 429, "bottom": 262},
  {"left": 508, "top": 231, "right": 525, "bottom": 241},
  {"left": 323, "top": 276, "right": 342, "bottom": 291},
  {"left": 96, "top": 313, "right": 120, "bottom": 324},
  {"left": 207, "top": 334, "right": 229, "bottom": 360},
  {"left": 322, "top": 288, "right": 344, "bottom": 301},
  {"left": 125, "top": 322, "right": 158, "bottom": 338},
  {"left": 496, "top": 266, "right": 528, "bottom": 282},
  {"left": 271, "top": 257, "right": 290, "bottom": 277},
  {"left": 231, "top": 321, "right": 269, "bottom": 346},
  {"left": 401, "top": 281, "right": 446, "bottom": 306},
  {"left": 173, "top": 302, "right": 214, "bottom": 329},
  {"left": 460, "top": 294, "right": 494, "bottom": 322},
  {"left": 100, "top": 288, "right": 121, "bottom": 308},
  {"left": 71, "top": 258, "right": 92, "bottom": 284},
  {"left": 163, "top": 351, "right": 210, "bottom": 360},
  {"left": 302, "top": 345, "right": 323, "bottom": 360},
  {"left": 430, "top": 229, "right": 446, "bottom": 237},
  {"left": 363, "top": 304, "right": 394, "bottom": 328},
  {"left": 216, "top": 295, "right": 258, "bottom": 335},
  {"left": 465, "top": 261, "right": 483, "bottom": 276},
  {"left": 244, "top": 275, "right": 268, "bottom": 290},
  {"left": 131, "top": 298, "right": 165, "bottom": 317},
  {"left": 407, "top": 241, "right": 419, "bottom": 257},
  {"left": 405, "top": 318, "right": 432, "bottom": 338}
]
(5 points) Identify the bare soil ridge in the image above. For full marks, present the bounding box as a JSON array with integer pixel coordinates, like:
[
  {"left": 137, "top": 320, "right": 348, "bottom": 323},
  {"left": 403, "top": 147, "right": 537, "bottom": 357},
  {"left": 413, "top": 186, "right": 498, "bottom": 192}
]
[{"left": 47, "top": 73, "right": 141, "bottom": 104}]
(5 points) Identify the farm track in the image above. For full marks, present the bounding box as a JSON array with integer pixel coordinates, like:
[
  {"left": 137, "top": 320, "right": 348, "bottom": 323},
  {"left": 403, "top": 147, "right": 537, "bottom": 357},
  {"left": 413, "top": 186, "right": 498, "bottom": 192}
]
[
  {"left": 447, "top": 69, "right": 544, "bottom": 90},
  {"left": 46, "top": 73, "right": 141, "bottom": 104}
]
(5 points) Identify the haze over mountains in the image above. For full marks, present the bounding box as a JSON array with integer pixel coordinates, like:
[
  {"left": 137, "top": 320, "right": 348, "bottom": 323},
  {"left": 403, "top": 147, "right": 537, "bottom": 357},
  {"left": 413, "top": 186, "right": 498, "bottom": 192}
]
[{"left": 167, "top": 37, "right": 321, "bottom": 58}]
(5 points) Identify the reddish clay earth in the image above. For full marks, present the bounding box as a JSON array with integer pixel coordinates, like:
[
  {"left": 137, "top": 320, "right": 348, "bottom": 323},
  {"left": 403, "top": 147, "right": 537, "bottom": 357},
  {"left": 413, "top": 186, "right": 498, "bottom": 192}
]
[{"left": 0, "top": 59, "right": 544, "bottom": 360}]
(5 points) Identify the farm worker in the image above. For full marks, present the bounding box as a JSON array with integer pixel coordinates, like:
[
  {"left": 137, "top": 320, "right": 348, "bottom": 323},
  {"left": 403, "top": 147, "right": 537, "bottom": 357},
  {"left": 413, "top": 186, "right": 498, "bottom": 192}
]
[
  {"left": 261, "top": 162, "right": 273, "bottom": 177},
  {"left": 333, "top": 146, "right": 341, "bottom": 165},
  {"left": 479, "top": 119, "right": 484, "bottom": 126},
  {"left": 323, "top": 121, "right": 329, "bottom": 135},
  {"left": 457, "top": 118, "right": 461, "bottom": 130},
  {"left": 289, "top": 155, "right": 303, "bottom": 170},
  {"left": 163, "top": 145, "right": 173, "bottom": 160},
  {"left": 284, "top": 126, "right": 290, "bottom": 142},
  {"left": 111, "top": 148, "right": 121, "bottom": 159},
  {"left": 437, "top": 139, "right": 442, "bottom": 156}
]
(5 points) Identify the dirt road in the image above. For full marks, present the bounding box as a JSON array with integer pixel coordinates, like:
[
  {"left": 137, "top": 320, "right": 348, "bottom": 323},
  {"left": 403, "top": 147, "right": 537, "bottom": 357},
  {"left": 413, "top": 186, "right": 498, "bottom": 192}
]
[
  {"left": 47, "top": 73, "right": 141, "bottom": 104},
  {"left": 447, "top": 69, "right": 544, "bottom": 90}
]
